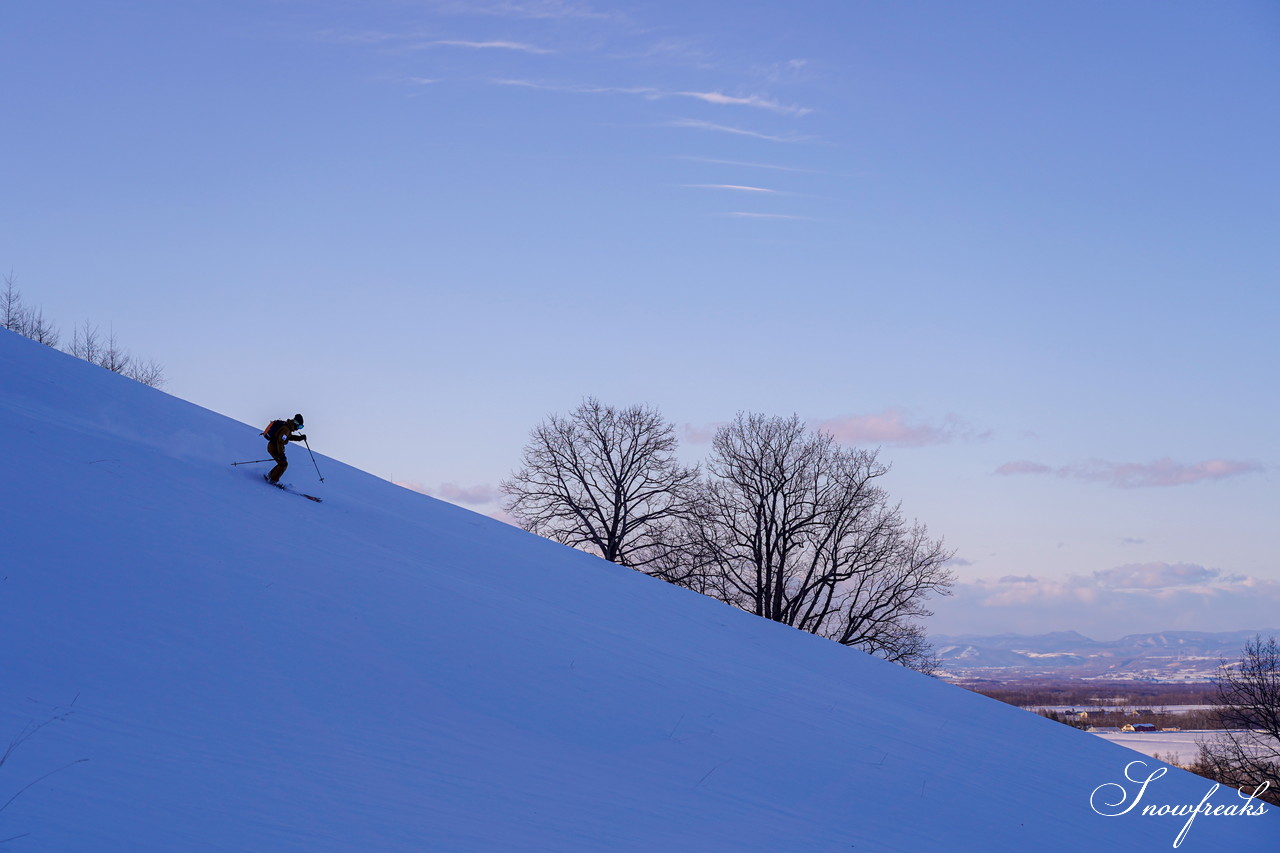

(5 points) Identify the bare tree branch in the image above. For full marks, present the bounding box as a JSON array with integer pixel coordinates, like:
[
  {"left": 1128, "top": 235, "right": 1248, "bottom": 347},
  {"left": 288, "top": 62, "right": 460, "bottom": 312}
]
[
  {"left": 502, "top": 398, "right": 698, "bottom": 569},
  {"left": 667, "top": 413, "right": 953, "bottom": 672},
  {"left": 1193, "top": 635, "right": 1280, "bottom": 805}
]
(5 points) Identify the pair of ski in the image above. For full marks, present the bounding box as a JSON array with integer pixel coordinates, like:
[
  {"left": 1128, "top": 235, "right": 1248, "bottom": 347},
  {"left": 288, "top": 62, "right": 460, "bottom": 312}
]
[
  {"left": 230, "top": 460, "right": 323, "bottom": 502},
  {"left": 264, "top": 476, "right": 322, "bottom": 503}
]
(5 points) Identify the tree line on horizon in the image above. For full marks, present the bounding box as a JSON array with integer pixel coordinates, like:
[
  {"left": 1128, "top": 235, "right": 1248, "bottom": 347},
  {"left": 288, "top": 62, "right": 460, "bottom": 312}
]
[
  {"left": 2, "top": 273, "right": 166, "bottom": 388},
  {"left": 501, "top": 397, "right": 956, "bottom": 673}
]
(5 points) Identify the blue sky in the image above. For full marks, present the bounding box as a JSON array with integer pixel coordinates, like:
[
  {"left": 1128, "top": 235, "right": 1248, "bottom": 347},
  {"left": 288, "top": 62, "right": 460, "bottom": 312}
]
[{"left": 4, "top": 0, "right": 1277, "bottom": 639}]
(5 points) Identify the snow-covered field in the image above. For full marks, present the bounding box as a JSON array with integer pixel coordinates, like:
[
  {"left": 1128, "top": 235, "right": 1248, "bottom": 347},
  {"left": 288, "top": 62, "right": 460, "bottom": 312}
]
[
  {"left": 1095, "top": 731, "right": 1280, "bottom": 770},
  {"left": 1, "top": 329, "right": 1275, "bottom": 851},
  {"left": 1094, "top": 731, "right": 1217, "bottom": 766}
]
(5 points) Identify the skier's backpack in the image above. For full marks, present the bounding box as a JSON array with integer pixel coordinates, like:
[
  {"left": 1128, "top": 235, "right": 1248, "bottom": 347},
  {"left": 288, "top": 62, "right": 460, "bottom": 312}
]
[{"left": 262, "top": 419, "right": 287, "bottom": 441}]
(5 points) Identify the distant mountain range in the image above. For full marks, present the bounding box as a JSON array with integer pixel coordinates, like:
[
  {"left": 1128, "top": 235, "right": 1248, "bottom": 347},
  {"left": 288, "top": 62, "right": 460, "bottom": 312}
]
[{"left": 931, "top": 629, "right": 1280, "bottom": 682}]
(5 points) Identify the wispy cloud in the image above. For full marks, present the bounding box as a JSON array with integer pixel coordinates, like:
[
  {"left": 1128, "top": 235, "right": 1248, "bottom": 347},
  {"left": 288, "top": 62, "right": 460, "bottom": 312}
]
[
  {"left": 675, "top": 91, "right": 810, "bottom": 116},
  {"left": 754, "top": 58, "right": 810, "bottom": 85},
  {"left": 815, "top": 410, "right": 987, "bottom": 447},
  {"left": 616, "top": 37, "right": 716, "bottom": 69},
  {"left": 423, "top": 0, "right": 615, "bottom": 21},
  {"left": 723, "top": 212, "right": 813, "bottom": 221},
  {"left": 492, "top": 80, "right": 811, "bottom": 116},
  {"left": 675, "top": 155, "right": 817, "bottom": 173},
  {"left": 685, "top": 184, "right": 783, "bottom": 193},
  {"left": 313, "top": 29, "right": 434, "bottom": 46},
  {"left": 428, "top": 39, "right": 555, "bottom": 54},
  {"left": 995, "top": 457, "right": 1263, "bottom": 488},
  {"left": 663, "top": 118, "right": 811, "bottom": 143},
  {"left": 493, "top": 79, "right": 657, "bottom": 96}
]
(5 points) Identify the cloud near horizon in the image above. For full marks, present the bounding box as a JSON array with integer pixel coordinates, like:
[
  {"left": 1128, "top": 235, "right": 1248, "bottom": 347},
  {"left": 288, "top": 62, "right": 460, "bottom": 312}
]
[
  {"left": 995, "top": 457, "right": 1263, "bottom": 488},
  {"left": 932, "top": 562, "right": 1280, "bottom": 637},
  {"left": 394, "top": 480, "right": 502, "bottom": 506}
]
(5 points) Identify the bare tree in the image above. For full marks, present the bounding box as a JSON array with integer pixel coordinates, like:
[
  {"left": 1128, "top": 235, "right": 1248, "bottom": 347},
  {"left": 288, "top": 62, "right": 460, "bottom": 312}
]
[
  {"left": 66, "top": 320, "right": 165, "bottom": 386},
  {"left": 503, "top": 398, "right": 699, "bottom": 569},
  {"left": 669, "top": 413, "right": 953, "bottom": 671},
  {"left": 124, "top": 358, "right": 166, "bottom": 388},
  {"left": 2, "top": 273, "right": 163, "bottom": 383},
  {"left": 98, "top": 329, "right": 132, "bottom": 374},
  {"left": 1, "top": 273, "right": 23, "bottom": 333},
  {"left": 1193, "top": 635, "right": 1280, "bottom": 805},
  {"left": 67, "top": 321, "right": 103, "bottom": 365},
  {"left": 2, "top": 273, "right": 59, "bottom": 346},
  {"left": 23, "top": 307, "right": 59, "bottom": 347}
]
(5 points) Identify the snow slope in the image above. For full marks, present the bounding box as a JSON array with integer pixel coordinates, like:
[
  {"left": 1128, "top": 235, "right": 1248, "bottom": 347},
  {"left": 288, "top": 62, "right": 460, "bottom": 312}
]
[{"left": 1, "top": 329, "right": 1274, "bottom": 852}]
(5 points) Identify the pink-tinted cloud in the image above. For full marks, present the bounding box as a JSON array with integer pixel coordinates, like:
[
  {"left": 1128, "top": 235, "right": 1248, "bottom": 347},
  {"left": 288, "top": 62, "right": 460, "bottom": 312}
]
[
  {"left": 1093, "top": 562, "right": 1222, "bottom": 590},
  {"left": 931, "top": 562, "right": 1280, "bottom": 637},
  {"left": 815, "top": 409, "right": 983, "bottom": 448},
  {"left": 681, "top": 422, "right": 726, "bottom": 445},
  {"left": 994, "top": 460, "right": 1053, "bottom": 476},
  {"left": 1068, "top": 458, "right": 1263, "bottom": 488},
  {"left": 437, "top": 482, "right": 502, "bottom": 505},
  {"left": 995, "top": 457, "right": 1263, "bottom": 488},
  {"left": 485, "top": 507, "right": 523, "bottom": 527},
  {"left": 393, "top": 480, "right": 502, "bottom": 506}
]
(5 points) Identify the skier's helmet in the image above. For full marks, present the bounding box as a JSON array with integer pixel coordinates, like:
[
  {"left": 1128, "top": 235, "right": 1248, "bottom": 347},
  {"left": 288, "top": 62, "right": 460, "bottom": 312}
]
[{"left": 293, "top": 413, "right": 305, "bottom": 427}]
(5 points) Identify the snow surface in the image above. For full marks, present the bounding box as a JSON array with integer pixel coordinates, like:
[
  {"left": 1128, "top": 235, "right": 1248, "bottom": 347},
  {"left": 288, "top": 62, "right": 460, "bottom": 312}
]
[{"left": 1, "top": 329, "right": 1275, "bottom": 851}]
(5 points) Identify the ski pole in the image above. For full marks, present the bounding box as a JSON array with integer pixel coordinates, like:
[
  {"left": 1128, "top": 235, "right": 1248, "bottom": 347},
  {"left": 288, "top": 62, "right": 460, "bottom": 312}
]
[
  {"left": 231, "top": 459, "right": 274, "bottom": 466},
  {"left": 303, "top": 437, "right": 324, "bottom": 482}
]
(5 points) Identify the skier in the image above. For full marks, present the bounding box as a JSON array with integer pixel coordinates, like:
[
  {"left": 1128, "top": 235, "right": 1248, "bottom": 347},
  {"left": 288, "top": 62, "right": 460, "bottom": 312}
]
[{"left": 262, "top": 414, "right": 307, "bottom": 485}]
